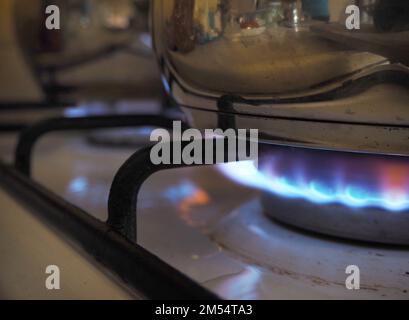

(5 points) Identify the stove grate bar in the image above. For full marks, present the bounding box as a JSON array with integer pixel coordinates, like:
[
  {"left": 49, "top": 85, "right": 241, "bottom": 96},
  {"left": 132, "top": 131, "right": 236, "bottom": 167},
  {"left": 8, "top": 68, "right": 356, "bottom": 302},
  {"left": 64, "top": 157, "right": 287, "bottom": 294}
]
[
  {"left": 14, "top": 115, "right": 189, "bottom": 176},
  {"left": 0, "top": 161, "right": 219, "bottom": 300},
  {"left": 108, "top": 140, "right": 245, "bottom": 241}
]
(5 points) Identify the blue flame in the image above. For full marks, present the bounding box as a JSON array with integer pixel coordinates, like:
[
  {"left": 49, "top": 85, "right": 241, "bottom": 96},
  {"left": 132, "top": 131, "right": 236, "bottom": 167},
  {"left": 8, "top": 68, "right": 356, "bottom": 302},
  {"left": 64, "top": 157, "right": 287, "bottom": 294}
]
[
  {"left": 218, "top": 158, "right": 409, "bottom": 212},
  {"left": 164, "top": 181, "right": 199, "bottom": 204}
]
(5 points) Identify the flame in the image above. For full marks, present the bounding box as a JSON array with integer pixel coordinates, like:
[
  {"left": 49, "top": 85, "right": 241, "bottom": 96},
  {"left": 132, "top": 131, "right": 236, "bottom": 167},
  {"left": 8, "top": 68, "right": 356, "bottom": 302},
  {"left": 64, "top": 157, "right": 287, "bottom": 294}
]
[
  {"left": 180, "top": 189, "right": 210, "bottom": 214},
  {"left": 164, "top": 181, "right": 210, "bottom": 225},
  {"left": 218, "top": 147, "right": 409, "bottom": 212}
]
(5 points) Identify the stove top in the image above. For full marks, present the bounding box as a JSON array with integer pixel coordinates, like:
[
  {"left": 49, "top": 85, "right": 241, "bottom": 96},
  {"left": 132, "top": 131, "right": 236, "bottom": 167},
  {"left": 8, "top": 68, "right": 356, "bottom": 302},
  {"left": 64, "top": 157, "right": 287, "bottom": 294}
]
[{"left": 1, "top": 107, "right": 408, "bottom": 299}]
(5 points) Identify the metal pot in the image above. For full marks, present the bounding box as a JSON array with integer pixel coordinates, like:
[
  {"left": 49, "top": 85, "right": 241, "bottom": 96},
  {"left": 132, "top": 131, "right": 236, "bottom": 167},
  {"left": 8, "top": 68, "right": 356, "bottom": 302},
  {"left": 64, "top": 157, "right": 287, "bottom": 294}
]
[
  {"left": 152, "top": 0, "right": 409, "bottom": 156},
  {"left": 13, "top": 0, "right": 157, "bottom": 101}
]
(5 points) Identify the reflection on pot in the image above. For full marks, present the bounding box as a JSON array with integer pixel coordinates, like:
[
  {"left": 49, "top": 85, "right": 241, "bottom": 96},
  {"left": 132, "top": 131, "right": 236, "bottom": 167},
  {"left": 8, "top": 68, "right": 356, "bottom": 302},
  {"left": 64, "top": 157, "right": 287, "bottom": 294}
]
[{"left": 153, "top": 0, "right": 409, "bottom": 96}]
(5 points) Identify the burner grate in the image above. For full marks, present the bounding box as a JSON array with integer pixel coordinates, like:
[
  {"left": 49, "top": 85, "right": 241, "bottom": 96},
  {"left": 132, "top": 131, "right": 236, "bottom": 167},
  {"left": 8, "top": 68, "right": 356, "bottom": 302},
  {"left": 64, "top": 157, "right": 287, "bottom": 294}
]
[{"left": 2, "top": 113, "right": 227, "bottom": 299}]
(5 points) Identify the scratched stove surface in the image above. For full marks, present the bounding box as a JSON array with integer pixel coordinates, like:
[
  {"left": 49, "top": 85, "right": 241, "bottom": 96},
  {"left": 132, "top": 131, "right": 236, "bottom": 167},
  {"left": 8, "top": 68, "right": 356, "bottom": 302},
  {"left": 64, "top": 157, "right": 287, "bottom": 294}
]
[{"left": 4, "top": 130, "right": 409, "bottom": 299}]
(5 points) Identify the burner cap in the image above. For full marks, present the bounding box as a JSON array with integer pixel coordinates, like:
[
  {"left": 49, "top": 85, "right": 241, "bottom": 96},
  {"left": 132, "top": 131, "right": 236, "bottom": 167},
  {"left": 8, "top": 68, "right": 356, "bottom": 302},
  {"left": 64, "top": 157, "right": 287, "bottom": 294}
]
[{"left": 262, "top": 193, "right": 409, "bottom": 246}]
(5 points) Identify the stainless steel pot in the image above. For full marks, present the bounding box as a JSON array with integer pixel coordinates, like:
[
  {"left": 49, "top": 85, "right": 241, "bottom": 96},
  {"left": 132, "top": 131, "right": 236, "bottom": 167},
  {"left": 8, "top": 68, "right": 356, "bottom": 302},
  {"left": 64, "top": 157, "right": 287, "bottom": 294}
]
[
  {"left": 15, "top": 0, "right": 150, "bottom": 65},
  {"left": 13, "top": 0, "right": 157, "bottom": 101},
  {"left": 152, "top": 0, "right": 409, "bottom": 156}
]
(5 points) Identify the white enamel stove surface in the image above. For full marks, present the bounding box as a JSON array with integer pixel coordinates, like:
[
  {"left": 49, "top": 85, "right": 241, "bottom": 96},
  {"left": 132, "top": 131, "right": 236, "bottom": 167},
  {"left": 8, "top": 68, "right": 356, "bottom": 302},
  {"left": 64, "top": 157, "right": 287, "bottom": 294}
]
[{"left": 0, "top": 127, "right": 409, "bottom": 300}]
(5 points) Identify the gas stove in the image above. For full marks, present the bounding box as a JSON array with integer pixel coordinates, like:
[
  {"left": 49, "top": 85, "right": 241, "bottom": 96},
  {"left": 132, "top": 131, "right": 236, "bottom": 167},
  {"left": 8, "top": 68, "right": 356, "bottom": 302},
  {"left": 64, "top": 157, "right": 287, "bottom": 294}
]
[
  {"left": 1, "top": 103, "right": 409, "bottom": 300},
  {"left": 1, "top": 0, "right": 409, "bottom": 302}
]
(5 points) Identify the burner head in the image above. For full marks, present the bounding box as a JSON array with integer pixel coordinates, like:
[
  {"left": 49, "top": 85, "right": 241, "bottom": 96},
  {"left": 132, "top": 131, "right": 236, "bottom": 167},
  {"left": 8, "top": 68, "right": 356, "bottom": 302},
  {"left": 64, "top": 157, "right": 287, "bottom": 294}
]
[
  {"left": 262, "top": 193, "right": 409, "bottom": 246},
  {"left": 219, "top": 145, "right": 409, "bottom": 245},
  {"left": 260, "top": 147, "right": 409, "bottom": 245}
]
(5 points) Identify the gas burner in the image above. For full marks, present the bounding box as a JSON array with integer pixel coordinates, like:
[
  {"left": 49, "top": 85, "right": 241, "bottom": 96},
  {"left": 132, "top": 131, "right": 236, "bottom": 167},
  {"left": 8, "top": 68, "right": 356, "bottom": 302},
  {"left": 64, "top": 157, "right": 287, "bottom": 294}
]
[
  {"left": 207, "top": 199, "right": 409, "bottom": 299},
  {"left": 219, "top": 145, "right": 409, "bottom": 245}
]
